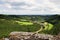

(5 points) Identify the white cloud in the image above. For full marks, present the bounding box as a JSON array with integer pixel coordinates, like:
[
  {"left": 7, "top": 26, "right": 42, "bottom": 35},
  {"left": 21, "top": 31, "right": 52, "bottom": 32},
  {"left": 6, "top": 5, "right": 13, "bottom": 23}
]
[
  {"left": 3, "top": 3, "right": 12, "bottom": 8},
  {"left": 0, "top": 0, "right": 60, "bottom": 15},
  {"left": 50, "top": 0, "right": 60, "bottom": 4}
]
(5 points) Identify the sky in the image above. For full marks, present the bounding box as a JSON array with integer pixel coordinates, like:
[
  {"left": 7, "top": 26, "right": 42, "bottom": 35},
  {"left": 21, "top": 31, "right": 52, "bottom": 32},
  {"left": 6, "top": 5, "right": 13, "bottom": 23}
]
[{"left": 0, "top": 0, "right": 60, "bottom": 15}]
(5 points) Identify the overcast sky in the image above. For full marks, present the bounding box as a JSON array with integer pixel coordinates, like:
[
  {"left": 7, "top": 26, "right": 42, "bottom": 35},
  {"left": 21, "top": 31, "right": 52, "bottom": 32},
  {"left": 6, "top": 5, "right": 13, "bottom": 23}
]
[{"left": 0, "top": 0, "right": 60, "bottom": 15}]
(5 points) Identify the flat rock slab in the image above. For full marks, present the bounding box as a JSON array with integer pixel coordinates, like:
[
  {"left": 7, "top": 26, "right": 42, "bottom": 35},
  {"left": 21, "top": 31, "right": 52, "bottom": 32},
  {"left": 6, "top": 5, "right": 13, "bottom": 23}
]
[{"left": 9, "top": 32, "right": 54, "bottom": 40}]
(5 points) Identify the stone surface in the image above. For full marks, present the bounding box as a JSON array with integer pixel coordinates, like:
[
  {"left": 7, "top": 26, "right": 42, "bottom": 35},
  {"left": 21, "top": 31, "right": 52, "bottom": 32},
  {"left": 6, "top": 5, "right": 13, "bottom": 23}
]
[
  {"left": 9, "top": 32, "right": 54, "bottom": 40},
  {"left": 0, "top": 38, "right": 9, "bottom": 40},
  {"left": 1, "top": 32, "right": 60, "bottom": 40}
]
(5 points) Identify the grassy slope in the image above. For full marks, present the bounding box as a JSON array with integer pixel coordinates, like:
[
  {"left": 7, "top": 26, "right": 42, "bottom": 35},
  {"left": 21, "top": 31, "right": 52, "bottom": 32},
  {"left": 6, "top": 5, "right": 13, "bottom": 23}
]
[{"left": 0, "top": 18, "right": 41, "bottom": 38}]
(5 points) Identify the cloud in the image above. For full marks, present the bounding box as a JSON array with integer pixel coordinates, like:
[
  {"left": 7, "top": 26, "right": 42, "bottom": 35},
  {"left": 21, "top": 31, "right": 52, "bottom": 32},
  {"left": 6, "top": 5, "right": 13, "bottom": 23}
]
[
  {"left": 50, "top": 0, "right": 60, "bottom": 4},
  {"left": 0, "top": 0, "right": 60, "bottom": 15}
]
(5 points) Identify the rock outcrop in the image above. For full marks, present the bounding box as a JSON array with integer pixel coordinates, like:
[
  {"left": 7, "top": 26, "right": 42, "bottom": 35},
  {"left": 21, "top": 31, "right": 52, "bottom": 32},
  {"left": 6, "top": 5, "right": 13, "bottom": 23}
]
[{"left": 9, "top": 32, "right": 54, "bottom": 40}]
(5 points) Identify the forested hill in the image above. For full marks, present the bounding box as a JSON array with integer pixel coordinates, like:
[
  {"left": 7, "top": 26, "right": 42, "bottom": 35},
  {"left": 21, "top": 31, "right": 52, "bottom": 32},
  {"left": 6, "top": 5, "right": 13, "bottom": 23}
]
[
  {"left": 46, "top": 15, "right": 60, "bottom": 24},
  {"left": 0, "top": 14, "right": 49, "bottom": 21},
  {"left": 0, "top": 14, "right": 60, "bottom": 23},
  {"left": 0, "top": 14, "right": 52, "bottom": 20}
]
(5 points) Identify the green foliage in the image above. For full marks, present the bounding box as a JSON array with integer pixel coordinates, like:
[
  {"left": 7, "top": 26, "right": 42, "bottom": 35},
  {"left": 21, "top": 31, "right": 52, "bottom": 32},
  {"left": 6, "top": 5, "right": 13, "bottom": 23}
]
[
  {"left": 0, "top": 18, "right": 41, "bottom": 38},
  {"left": 46, "top": 15, "right": 60, "bottom": 35},
  {"left": 0, "top": 15, "right": 60, "bottom": 38},
  {"left": 44, "top": 23, "right": 53, "bottom": 31}
]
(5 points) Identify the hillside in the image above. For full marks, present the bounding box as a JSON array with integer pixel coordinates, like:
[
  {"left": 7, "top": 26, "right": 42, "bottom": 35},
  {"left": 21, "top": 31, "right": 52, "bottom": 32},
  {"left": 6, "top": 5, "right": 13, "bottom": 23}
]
[{"left": 0, "top": 14, "right": 60, "bottom": 38}]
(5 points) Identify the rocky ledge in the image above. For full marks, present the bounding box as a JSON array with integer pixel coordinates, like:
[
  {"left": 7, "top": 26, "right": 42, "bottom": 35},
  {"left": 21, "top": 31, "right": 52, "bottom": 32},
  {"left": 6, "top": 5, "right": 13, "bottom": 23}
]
[{"left": 9, "top": 32, "right": 54, "bottom": 40}]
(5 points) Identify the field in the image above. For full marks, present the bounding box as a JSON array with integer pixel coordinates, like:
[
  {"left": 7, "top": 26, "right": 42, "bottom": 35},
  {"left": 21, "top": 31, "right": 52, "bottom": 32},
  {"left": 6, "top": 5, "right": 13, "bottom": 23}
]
[{"left": 0, "top": 15, "right": 60, "bottom": 38}]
